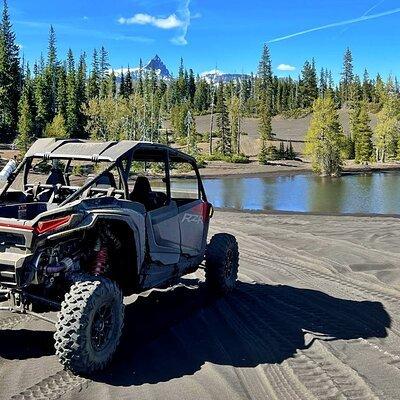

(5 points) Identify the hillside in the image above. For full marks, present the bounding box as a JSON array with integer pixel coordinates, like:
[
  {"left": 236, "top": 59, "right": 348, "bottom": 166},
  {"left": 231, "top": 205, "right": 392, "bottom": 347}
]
[{"left": 192, "top": 109, "right": 378, "bottom": 156}]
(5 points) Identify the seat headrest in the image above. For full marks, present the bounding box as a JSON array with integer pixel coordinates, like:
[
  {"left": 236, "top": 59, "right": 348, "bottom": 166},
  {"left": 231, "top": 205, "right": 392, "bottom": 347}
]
[
  {"left": 85, "top": 171, "right": 116, "bottom": 188},
  {"left": 46, "top": 168, "right": 66, "bottom": 186},
  {"left": 133, "top": 176, "right": 151, "bottom": 194}
]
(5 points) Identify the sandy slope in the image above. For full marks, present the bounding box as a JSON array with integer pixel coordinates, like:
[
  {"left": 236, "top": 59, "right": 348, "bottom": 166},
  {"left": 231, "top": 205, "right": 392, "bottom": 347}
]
[{"left": 1, "top": 211, "right": 400, "bottom": 399}]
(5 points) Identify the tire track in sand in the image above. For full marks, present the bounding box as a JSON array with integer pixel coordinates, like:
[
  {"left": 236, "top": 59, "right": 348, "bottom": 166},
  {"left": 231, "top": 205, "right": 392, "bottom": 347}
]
[
  {"left": 9, "top": 370, "right": 88, "bottom": 400},
  {"left": 228, "top": 287, "right": 380, "bottom": 400}
]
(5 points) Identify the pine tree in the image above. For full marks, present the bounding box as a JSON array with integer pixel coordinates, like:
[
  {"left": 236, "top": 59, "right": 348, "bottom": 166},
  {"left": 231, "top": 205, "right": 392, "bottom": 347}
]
[
  {"left": 65, "top": 49, "right": 78, "bottom": 137},
  {"left": 374, "top": 95, "right": 400, "bottom": 162},
  {"left": 279, "top": 141, "right": 285, "bottom": 159},
  {"left": 175, "top": 58, "right": 187, "bottom": 103},
  {"left": 229, "top": 94, "right": 241, "bottom": 154},
  {"left": 44, "top": 113, "right": 67, "bottom": 138},
  {"left": 124, "top": 66, "right": 133, "bottom": 97},
  {"left": 75, "top": 53, "right": 87, "bottom": 137},
  {"left": 188, "top": 68, "right": 196, "bottom": 104},
  {"left": 107, "top": 69, "right": 116, "bottom": 98},
  {"left": 149, "top": 67, "right": 157, "bottom": 95},
  {"left": 353, "top": 102, "right": 373, "bottom": 164},
  {"left": 374, "top": 73, "right": 387, "bottom": 106},
  {"left": 119, "top": 69, "right": 125, "bottom": 98},
  {"left": 340, "top": 47, "right": 354, "bottom": 104},
  {"left": 194, "top": 79, "right": 209, "bottom": 112},
  {"left": 287, "top": 140, "right": 295, "bottom": 160},
  {"left": 99, "top": 46, "right": 109, "bottom": 98},
  {"left": 88, "top": 48, "right": 100, "bottom": 99},
  {"left": 16, "top": 80, "right": 35, "bottom": 153},
  {"left": 305, "top": 96, "right": 345, "bottom": 176},
  {"left": 257, "top": 43, "right": 274, "bottom": 160},
  {"left": 55, "top": 64, "right": 67, "bottom": 119},
  {"left": 348, "top": 100, "right": 360, "bottom": 159},
  {"left": 138, "top": 58, "right": 144, "bottom": 96},
  {"left": 0, "top": 0, "right": 21, "bottom": 140},
  {"left": 362, "top": 69, "right": 372, "bottom": 102},
  {"left": 258, "top": 98, "right": 273, "bottom": 143},
  {"left": 319, "top": 68, "right": 327, "bottom": 98},
  {"left": 170, "top": 103, "right": 189, "bottom": 138},
  {"left": 299, "top": 59, "right": 318, "bottom": 108},
  {"left": 45, "top": 25, "right": 57, "bottom": 119},
  {"left": 34, "top": 54, "right": 51, "bottom": 136},
  {"left": 257, "top": 44, "right": 273, "bottom": 113},
  {"left": 216, "top": 83, "right": 231, "bottom": 155},
  {"left": 185, "top": 109, "right": 197, "bottom": 155}
]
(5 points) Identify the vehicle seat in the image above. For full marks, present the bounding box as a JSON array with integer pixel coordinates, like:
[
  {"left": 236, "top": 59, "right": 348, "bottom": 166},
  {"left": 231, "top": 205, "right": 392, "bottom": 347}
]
[
  {"left": 84, "top": 172, "right": 116, "bottom": 189},
  {"left": 36, "top": 168, "right": 67, "bottom": 202},
  {"left": 82, "top": 172, "right": 117, "bottom": 198},
  {"left": 130, "top": 176, "right": 167, "bottom": 211},
  {"left": 90, "top": 172, "right": 116, "bottom": 189},
  {"left": 46, "top": 168, "right": 67, "bottom": 186}
]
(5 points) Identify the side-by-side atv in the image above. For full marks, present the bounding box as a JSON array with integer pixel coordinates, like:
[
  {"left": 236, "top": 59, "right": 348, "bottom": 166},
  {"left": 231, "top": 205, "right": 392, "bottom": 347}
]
[{"left": 0, "top": 139, "right": 239, "bottom": 374}]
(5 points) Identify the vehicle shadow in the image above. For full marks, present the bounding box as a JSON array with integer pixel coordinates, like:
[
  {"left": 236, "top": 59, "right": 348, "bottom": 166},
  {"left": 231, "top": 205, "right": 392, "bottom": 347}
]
[
  {"left": 0, "top": 280, "right": 391, "bottom": 386},
  {"left": 93, "top": 280, "right": 391, "bottom": 386},
  {"left": 0, "top": 329, "right": 54, "bottom": 359}
]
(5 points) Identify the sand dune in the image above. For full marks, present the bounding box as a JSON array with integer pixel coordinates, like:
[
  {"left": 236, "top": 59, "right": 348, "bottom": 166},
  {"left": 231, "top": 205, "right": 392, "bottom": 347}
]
[{"left": 1, "top": 211, "right": 400, "bottom": 399}]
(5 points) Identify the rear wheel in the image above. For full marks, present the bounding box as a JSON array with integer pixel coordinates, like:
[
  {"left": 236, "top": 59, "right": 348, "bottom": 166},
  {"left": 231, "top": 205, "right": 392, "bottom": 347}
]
[
  {"left": 205, "top": 233, "right": 239, "bottom": 295},
  {"left": 54, "top": 276, "right": 124, "bottom": 375}
]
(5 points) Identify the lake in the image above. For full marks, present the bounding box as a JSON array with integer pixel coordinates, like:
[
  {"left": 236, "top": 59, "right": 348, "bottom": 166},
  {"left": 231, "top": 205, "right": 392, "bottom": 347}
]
[{"left": 173, "top": 171, "right": 400, "bottom": 214}]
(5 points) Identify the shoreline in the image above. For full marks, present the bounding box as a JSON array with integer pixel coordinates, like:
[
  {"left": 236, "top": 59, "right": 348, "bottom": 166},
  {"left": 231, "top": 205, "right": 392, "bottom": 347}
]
[
  {"left": 214, "top": 207, "right": 400, "bottom": 219},
  {"left": 192, "top": 160, "right": 400, "bottom": 179}
]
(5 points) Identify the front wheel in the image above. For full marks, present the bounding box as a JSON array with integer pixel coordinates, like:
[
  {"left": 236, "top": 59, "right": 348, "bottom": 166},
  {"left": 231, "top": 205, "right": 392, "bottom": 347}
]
[
  {"left": 54, "top": 276, "right": 124, "bottom": 375},
  {"left": 205, "top": 233, "right": 239, "bottom": 295}
]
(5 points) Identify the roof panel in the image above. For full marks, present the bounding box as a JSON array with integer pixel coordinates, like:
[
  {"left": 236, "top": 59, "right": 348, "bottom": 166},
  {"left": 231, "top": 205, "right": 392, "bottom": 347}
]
[
  {"left": 25, "top": 139, "right": 140, "bottom": 161},
  {"left": 101, "top": 140, "right": 141, "bottom": 159},
  {"left": 24, "top": 139, "right": 196, "bottom": 164}
]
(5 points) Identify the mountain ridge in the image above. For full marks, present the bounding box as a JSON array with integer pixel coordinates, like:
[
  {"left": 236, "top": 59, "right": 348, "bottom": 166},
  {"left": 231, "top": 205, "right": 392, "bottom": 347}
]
[{"left": 114, "top": 55, "right": 249, "bottom": 83}]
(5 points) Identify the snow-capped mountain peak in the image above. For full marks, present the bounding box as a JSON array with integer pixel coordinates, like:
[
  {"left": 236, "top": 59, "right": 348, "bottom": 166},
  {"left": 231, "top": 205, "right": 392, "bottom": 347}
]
[
  {"left": 200, "top": 69, "right": 248, "bottom": 84},
  {"left": 112, "top": 55, "right": 172, "bottom": 81},
  {"left": 144, "top": 55, "right": 171, "bottom": 79}
]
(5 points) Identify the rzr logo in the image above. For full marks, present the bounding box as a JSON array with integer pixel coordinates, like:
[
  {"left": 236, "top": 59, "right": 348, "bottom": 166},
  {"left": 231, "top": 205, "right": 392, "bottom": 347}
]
[{"left": 181, "top": 213, "right": 203, "bottom": 224}]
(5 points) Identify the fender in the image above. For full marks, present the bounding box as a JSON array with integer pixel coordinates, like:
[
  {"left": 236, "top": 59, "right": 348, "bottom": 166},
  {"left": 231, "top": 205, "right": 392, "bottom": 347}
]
[{"left": 46, "top": 209, "right": 146, "bottom": 276}]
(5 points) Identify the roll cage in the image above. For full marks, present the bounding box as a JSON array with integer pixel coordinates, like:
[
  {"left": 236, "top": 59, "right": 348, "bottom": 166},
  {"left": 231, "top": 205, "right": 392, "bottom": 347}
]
[{"left": 0, "top": 140, "right": 207, "bottom": 207}]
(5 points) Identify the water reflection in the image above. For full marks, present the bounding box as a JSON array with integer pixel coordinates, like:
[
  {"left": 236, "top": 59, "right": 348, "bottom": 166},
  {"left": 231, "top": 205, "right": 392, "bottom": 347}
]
[{"left": 176, "top": 172, "right": 400, "bottom": 214}]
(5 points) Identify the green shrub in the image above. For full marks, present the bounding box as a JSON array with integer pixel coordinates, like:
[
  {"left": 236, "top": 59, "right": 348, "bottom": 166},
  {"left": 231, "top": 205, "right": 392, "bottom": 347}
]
[
  {"left": 72, "top": 165, "right": 85, "bottom": 176},
  {"left": 258, "top": 145, "right": 279, "bottom": 164},
  {"left": 229, "top": 153, "right": 250, "bottom": 163},
  {"left": 201, "top": 152, "right": 250, "bottom": 164}
]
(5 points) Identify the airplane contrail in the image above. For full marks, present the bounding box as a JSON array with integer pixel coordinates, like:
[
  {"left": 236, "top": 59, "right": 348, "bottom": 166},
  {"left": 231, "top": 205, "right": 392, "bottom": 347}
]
[
  {"left": 363, "top": 0, "right": 385, "bottom": 16},
  {"left": 269, "top": 7, "right": 400, "bottom": 43}
]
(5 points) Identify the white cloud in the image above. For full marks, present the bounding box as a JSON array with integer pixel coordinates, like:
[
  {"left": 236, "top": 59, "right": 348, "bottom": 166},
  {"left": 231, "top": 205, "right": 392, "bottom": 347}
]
[
  {"left": 118, "top": 13, "right": 183, "bottom": 29},
  {"left": 118, "top": 0, "right": 194, "bottom": 45},
  {"left": 83, "top": 16, "right": 89, "bottom": 21},
  {"left": 170, "top": 0, "right": 191, "bottom": 45},
  {"left": 269, "top": 7, "right": 400, "bottom": 43},
  {"left": 277, "top": 64, "right": 296, "bottom": 71}
]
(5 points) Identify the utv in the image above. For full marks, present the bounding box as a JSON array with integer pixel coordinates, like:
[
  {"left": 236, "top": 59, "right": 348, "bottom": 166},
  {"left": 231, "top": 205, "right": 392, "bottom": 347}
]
[{"left": 0, "top": 139, "right": 239, "bottom": 374}]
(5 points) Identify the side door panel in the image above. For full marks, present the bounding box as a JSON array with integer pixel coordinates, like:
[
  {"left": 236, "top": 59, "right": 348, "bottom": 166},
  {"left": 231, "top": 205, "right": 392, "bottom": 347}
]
[
  {"left": 147, "top": 201, "right": 181, "bottom": 265},
  {"left": 178, "top": 199, "right": 207, "bottom": 256}
]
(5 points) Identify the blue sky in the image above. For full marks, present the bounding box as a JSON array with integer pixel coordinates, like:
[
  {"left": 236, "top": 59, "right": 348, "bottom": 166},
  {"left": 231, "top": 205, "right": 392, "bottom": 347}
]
[{"left": 9, "top": 0, "right": 400, "bottom": 79}]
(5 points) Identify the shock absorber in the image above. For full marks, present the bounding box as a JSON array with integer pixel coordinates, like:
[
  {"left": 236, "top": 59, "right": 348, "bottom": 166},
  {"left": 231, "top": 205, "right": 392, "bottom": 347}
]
[{"left": 91, "top": 239, "right": 108, "bottom": 275}]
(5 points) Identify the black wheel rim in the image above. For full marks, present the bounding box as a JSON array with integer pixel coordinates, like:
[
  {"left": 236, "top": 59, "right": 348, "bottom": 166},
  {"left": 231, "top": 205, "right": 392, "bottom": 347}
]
[{"left": 91, "top": 303, "right": 114, "bottom": 352}]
